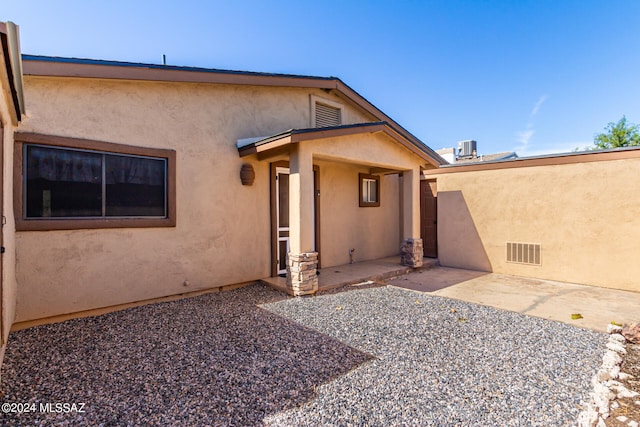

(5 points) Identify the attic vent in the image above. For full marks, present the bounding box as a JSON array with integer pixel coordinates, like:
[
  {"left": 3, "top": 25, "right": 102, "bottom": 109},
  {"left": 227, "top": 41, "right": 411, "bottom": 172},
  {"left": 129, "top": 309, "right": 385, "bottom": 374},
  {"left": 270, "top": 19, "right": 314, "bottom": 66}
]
[
  {"left": 315, "top": 103, "right": 341, "bottom": 128},
  {"left": 506, "top": 242, "right": 541, "bottom": 266}
]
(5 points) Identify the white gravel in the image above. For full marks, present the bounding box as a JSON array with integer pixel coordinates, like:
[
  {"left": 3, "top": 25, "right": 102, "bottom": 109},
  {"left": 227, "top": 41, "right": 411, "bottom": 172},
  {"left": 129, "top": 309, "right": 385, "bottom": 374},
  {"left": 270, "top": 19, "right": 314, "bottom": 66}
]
[
  {"left": 0, "top": 284, "right": 606, "bottom": 426},
  {"left": 262, "top": 285, "right": 607, "bottom": 426}
]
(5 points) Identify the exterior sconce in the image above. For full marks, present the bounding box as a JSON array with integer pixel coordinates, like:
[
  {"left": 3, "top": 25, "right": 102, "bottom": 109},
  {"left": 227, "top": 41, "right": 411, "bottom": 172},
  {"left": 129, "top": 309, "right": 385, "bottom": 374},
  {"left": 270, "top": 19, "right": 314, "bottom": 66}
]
[{"left": 240, "top": 163, "right": 255, "bottom": 186}]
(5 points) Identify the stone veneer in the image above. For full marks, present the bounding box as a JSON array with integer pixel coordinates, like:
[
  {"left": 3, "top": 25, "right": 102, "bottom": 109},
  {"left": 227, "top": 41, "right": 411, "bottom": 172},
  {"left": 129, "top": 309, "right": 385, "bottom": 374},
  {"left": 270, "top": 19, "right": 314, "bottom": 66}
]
[
  {"left": 401, "top": 238, "right": 423, "bottom": 268},
  {"left": 286, "top": 252, "right": 319, "bottom": 296}
]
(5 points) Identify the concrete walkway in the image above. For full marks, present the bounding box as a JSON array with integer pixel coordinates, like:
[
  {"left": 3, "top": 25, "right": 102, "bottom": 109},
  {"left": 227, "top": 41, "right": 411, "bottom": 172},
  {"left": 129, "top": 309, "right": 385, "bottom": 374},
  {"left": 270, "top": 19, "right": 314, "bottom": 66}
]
[
  {"left": 261, "top": 256, "right": 438, "bottom": 293},
  {"left": 263, "top": 258, "right": 639, "bottom": 332},
  {"left": 389, "top": 266, "right": 640, "bottom": 332}
]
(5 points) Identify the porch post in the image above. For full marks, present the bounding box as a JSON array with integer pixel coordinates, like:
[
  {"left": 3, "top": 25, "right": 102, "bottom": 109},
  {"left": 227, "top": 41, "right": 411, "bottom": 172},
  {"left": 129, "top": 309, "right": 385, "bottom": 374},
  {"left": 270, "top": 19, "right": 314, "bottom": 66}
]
[
  {"left": 401, "top": 167, "right": 423, "bottom": 268},
  {"left": 287, "top": 143, "right": 318, "bottom": 295}
]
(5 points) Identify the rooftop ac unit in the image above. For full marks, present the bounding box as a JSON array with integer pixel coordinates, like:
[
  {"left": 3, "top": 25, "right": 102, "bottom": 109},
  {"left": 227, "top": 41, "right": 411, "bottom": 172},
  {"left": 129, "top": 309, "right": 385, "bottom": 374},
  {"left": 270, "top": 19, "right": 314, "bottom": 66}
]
[{"left": 457, "top": 140, "right": 477, "bottom": 158}]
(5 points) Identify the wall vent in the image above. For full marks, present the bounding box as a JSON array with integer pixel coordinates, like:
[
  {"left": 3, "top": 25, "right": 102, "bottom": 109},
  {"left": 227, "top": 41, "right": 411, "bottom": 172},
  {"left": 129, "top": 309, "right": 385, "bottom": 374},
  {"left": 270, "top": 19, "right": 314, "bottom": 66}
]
[
  {"left": 506, "top": 242, "right": 541, "bottom": 265},
  {"left": 315, "top": 102, "right": 341, "bottom": 128}
]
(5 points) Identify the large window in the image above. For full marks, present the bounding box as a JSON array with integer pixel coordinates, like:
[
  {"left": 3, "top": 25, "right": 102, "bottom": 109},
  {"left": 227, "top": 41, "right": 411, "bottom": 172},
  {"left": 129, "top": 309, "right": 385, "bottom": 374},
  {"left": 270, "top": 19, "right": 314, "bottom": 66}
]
[
  {"left": 15, "top": 133, "right": 176, "bottom": 230},
  {"left": 26, "top": 145, "right": 167, "bottom": 218}
]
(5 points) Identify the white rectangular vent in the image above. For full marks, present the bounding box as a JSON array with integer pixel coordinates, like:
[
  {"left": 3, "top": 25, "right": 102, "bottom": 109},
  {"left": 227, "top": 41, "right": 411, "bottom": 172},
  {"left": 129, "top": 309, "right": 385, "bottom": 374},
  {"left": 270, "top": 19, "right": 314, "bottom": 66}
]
[
  {"left": 315, "top": 103, "right": 341, "bottom": 128},
  {"left": 506, "top": 242, "right": 541, "bottom": 265}
]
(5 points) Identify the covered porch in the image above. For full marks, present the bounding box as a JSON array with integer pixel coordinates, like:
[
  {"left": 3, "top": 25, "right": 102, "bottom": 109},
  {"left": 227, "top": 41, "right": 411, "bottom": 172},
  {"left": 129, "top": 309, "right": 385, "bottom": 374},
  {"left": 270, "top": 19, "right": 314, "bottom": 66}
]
[{"left": 238, "top": 122, "right": 441, "bottom": 296}]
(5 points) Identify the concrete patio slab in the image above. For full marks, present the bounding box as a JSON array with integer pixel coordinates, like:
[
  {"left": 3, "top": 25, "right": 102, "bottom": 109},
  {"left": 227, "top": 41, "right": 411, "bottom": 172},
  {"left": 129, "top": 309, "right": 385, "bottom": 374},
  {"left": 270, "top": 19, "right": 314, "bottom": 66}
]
[
  {"left": 261, "top": 256, "right": 438, "bottom": 293},
  {"left": 388, "top": 266, "right": 640, "bottom": 332}
]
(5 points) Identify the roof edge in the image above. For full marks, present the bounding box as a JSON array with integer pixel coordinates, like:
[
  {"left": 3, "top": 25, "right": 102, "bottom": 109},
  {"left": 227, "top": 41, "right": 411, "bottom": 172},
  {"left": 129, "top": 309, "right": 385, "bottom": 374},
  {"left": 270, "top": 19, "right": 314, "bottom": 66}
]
[
  {"left": 237, "top": 121, "right": 441, "bottom": 167},
  {"left": 22, "top": 55, "right": 445, "bottom": 166},
  {"left": 21, "top": 54, "right": 338, "bottom": 92},
  {"left": 1, "top": 21, "right": 24, "bottom": 122},
  {"left": 22, "top": 54, "right": 336, "bottom": 81},
  {"left": 426, "top": 146, "right": 640, "bottom": 174},
  {"left": 334, "top": 80, "right": 445, "bottom": 166}
]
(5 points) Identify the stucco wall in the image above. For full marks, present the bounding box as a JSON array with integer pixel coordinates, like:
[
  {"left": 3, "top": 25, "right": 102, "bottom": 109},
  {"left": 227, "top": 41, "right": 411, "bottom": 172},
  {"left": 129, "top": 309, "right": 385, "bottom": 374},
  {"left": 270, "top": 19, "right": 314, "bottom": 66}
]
[
  {"left": 317, "top": 160, "right": 401, "bottom": 267},
  {"left": 14, "top": 76, "right": 380, "bottom": 321},
  {"left": 0, "top": 77, "right": 18, "bottom": 373},
  {"left": 425, "top": 156, "right": 640, "bottom": 292},
  {"left": 2, "top": 125, "right": 17, "bottom": 344}
]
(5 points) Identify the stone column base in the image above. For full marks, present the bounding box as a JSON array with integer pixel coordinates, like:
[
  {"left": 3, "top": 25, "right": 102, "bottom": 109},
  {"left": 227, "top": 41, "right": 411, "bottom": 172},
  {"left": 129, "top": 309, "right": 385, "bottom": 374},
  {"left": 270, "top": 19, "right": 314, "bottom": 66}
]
[
  {"left": 401, "top": 238, "right": 423, "bottom": 268},
  {"left": 286, "top": 252, "right": 319, "bottom": 296}
]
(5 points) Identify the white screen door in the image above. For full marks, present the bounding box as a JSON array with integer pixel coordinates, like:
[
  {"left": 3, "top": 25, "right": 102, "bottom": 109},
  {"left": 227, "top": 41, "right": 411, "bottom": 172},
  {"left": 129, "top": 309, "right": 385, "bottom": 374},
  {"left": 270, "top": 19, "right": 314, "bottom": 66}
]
[{"left": 276, "top": 167, "right": 290, "bottom": 275}]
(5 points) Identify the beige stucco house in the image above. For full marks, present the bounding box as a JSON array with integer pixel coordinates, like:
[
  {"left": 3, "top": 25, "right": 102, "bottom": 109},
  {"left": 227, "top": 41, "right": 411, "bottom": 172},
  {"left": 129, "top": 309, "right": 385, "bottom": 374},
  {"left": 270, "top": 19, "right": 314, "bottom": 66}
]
[
  {"left": 3, "top": 19, "right": 639, "bottom": 380},
  {"left": 12, "top": 54, "right": 444, "bottom": 324}
]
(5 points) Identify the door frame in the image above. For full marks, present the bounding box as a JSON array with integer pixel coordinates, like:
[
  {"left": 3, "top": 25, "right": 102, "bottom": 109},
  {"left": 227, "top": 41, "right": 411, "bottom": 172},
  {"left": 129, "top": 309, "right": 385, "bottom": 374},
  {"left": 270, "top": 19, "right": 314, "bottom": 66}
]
[
  {"left": 275, "top": 166, "right": 290, "bottom": 275},
  {"left": 270, "top": 161, "right": 320, "bottom": 277}
]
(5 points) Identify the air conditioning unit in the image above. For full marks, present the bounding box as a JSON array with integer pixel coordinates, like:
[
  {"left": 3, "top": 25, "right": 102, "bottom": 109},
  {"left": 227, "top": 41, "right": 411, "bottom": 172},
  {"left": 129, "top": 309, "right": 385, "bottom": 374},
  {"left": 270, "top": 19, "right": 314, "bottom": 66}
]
[{"left": 457, "top": 140, "right": 477, "bottom": 159}]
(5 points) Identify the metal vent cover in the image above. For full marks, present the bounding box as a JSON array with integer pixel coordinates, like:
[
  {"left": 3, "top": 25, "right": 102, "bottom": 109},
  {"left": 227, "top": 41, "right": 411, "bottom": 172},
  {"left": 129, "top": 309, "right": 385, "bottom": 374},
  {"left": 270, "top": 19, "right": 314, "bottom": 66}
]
[
  {"left": 506, "top": 242, "right": 541, "bottom": 265},
  {"left": 457, "top": 139, "right": 477, "bottom": 158},
  {"left": 315, "top": 102, "right": 341, "bottom": 128}
]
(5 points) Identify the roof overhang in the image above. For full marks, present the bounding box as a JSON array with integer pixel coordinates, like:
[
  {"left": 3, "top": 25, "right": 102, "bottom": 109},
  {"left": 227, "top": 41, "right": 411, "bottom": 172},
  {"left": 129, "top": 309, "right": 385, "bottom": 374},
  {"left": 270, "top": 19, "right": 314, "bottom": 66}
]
[
  {"left": 425, "top": 146, "right": 640, "bottom": 175},
  {"left": 237, "top": 121, "right": 442, "bottom": 168},
  {"left": 22, "top": 55, "right": 446, "bottom": 166},
  {"left": 22, "top": 55, "right": 337, "bottom": 89},
  {"left": 0, "top": 21, "right": 25, "bottom": 123}
]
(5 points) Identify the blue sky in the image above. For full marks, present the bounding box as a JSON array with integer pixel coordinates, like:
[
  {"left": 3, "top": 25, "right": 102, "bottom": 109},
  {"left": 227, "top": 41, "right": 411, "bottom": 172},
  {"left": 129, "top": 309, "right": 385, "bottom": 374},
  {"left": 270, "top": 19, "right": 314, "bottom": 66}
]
[{"left": 3, "top": 0, "right": 639, "bottom": 156}]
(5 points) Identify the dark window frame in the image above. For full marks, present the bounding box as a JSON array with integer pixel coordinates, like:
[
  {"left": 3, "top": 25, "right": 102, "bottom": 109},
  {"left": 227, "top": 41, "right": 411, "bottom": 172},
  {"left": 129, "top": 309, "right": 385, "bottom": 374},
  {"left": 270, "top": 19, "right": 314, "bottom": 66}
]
[
  {"left": 15, "top": 132, "right": 176, "bottom": 231},
  {"left": 359, "top": 173, "right": 380, "bottom": 207}
]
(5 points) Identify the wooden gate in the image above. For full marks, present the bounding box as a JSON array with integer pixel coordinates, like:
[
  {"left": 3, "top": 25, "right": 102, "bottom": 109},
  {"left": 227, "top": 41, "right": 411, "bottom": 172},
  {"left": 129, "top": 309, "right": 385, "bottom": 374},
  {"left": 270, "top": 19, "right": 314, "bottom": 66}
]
[{"left": 420, "top": 179, "right": 437, "bottom": 258}]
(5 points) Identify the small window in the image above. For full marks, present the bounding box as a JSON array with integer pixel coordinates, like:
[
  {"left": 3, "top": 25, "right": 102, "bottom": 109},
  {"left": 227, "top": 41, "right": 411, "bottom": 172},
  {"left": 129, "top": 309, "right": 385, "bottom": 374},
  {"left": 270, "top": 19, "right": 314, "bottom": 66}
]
[
  {"left": 15, "top": 133, "right": 176, "bottom": 231},
  {"left": 359, "top": 173, "right": 380, "bottom": 207}
]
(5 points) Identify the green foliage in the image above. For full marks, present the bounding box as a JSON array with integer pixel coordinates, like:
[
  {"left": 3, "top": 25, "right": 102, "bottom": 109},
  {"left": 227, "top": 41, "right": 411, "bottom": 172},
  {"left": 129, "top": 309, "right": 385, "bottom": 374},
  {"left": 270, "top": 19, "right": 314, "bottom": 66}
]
[{"left": 593, "top": 115, "right": 640, "bottom": 149}]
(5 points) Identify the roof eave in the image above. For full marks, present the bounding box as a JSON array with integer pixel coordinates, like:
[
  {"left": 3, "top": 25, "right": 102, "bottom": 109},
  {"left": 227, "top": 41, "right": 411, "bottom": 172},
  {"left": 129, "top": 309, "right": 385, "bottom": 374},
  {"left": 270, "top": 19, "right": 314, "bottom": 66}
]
[
  {"left": 0, "top": 22, "right": 24, "bottom": 123},
  {"left": 333, "top": 80, "right": 445, "bottom": 166},
  {"left": 238, "top": 122, "right": 441, "bottom": 167},
  {"left": 22, "top": 55, "right": 338, "bottom": 90},
  {"left": 22, "top": 55, "right": 445, "bottom": 166}
]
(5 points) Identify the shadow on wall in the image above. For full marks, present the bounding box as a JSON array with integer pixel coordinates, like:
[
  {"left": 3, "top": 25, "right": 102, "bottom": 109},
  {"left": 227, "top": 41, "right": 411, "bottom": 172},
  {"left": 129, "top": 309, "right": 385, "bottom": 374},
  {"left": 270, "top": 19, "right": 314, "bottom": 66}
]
[{"left": 437, "top": 190, "right": 492, "bottom": 272}]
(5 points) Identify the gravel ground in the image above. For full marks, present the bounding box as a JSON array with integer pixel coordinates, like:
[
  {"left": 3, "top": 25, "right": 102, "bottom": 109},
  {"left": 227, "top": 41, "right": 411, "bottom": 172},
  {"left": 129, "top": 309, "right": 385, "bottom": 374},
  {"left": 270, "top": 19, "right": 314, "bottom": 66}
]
[
  {"left": 0, "top": 283, "right": 606, "bottom": 426},
  {"left": 262, "top": 285, "right": 607, "bottom": 426},
  {"left": 0, "top": 285, "right": 371, "bottom": 426}
]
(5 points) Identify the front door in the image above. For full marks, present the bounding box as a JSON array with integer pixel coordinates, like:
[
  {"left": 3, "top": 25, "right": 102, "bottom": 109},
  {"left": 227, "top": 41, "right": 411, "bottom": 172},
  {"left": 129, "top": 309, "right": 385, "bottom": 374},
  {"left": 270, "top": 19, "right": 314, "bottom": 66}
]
[
  {"left": 276, "top": 167, "right": 290, "bottom": 275},
  {"left": 271, "top": 162, "right": 320, "bottom": 277},
  {"left": 420, "top": 179, "right": 438, "bottom": 258}
]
